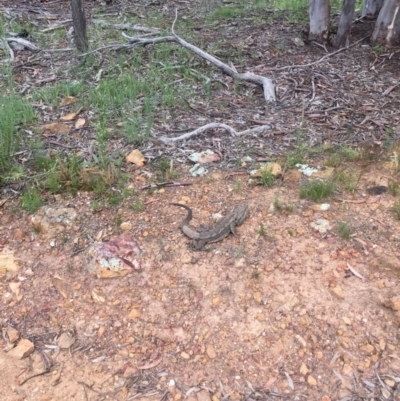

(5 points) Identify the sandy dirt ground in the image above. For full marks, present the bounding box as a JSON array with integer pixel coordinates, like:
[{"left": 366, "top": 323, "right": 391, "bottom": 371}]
[
  {"left": 2, "top": 161, "right": 400, "bottom": 401},
  {"left": 1, "top": 0, "right": 400, "bottom": 400}
]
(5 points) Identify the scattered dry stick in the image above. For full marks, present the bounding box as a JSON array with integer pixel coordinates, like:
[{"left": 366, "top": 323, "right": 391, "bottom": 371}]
[
  {"left": 81, "top": 10, "right": 275, "bottom": 102},
  {"left": 271, "top": 35, "right": 370, "bottom": 71},
  {"left": 93, "top": 19, "right": 160, "bottom": 34},
  {"left": 78, "top": 381, "right": 119, "bottom": 401},
  {"left": 140, "top": 181, "right": 192, "bottom": 190},
  {"left": 157, "top": 122, "right": 272, "bottom": 143}
]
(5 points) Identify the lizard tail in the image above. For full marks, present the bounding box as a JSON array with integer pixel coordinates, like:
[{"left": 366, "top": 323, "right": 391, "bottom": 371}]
[{"left": 170, "top": 203, "right": 193, "bottom": 227}]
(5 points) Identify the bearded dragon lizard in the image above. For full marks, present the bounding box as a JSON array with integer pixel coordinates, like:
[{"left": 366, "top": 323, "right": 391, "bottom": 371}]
[{"left": 170, "top": 203, "right": 249, "bottom": 250}]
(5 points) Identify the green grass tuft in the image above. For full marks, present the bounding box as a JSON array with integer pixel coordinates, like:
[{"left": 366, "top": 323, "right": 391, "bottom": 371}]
[
  {"left": 393, "top": 199, "right": 400, "bottom": 220},
  {"left": 21, "top": 188, "right": 42, "bottom": 213},
  {"left": 260, "top": 169, "right": 276, "bottom": 187},
  {"left": 337, "top": 221, "right": 352, "bottom": 239},
  {"left": 0, "top": 95, "right": 36, "bottom": 178},
  {"left": 299, "top": 180, "right": 334, "bottom": 201},
  {"left": 388, "top": 181, "right": 399, "bottom": 196}
]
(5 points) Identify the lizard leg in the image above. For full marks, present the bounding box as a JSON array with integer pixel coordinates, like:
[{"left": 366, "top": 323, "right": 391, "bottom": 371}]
[
  {"left": 192, "top": 239, "right": 206, "bottom": 250},
  {"left": 230, "top": 223, "right": 239, "bottom": 237}
]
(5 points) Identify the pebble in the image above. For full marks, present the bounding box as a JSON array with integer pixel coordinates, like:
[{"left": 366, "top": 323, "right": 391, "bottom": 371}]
[
  {"left": 310, "top": 219, "right": 331, "bottom": 234},
  {"left": 6, "top": 327, "right": 20, "bottom": 343},
  {"left": 360, "top": 344, "right": 375, "bottom": 356},
  {"left": 212, "top": 297, "right": 220, "bottom": 306},
  {"left": 299, "top": 363, "right": 308, "bottom": 375},
  {"left": 388, "top": 295, "right": 400, "bottom": 310},
  {"left": 253, "top": 292, "right": 262, "bottom": 303},
  {"left": 57, "top": 332, "right": 76, "bottom": 349},
  {"left": 206, "top": 345, "right": 216, "bottom": 359},
  {"left": 129, "top": 308, "right": 141, "bottom": 318},
  {"left": 120, "top": 222, "right": 133, "bottom": 231},
  {"left": 8, "top": 338, "right": 34, "bottom": 359},
  {"left": 384, "top": 378, "right": 395, "bottom": 388},
  {"left": 257, "top": 313, "right": 265, "bottom": 321},
  {"left": 330, "top": 286, "right": 344, "bottom": 299}
]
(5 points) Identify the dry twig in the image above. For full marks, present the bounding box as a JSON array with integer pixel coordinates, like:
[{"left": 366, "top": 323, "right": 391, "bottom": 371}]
[
  {"left": 79, "top": 10, "right": 276, "bottom": 102},
  {"left": 158, "top": 123, "right": 272, "bottom": 143}
]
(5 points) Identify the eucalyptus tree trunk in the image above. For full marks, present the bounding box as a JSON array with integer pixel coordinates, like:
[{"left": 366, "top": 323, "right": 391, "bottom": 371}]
[
  {"left": 334, "top": 0, "right": 356, "bottom": 47},
  {"left": 71, "top": 0, "right": 88, "bottom": 51},
  {"left": 362, "top": 0, "right": 384, "bottom": 17},
  {"left": 372, "top": 0, "right": 400, "bottom": 43},
  {"left": 309, "top": 0, "right": 331, "bottom": 41}
]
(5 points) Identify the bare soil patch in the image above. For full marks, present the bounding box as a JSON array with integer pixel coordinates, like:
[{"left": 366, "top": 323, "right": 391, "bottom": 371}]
[{"left": 1, "top": 1, "right": 400, "bottom": 401}]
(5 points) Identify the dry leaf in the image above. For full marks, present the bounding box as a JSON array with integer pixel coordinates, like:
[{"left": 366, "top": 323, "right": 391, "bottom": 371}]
[
  {"left": 92, "top": 289, "right": 106, "bottom": 303},
  {"left": 126, "top": 149, "right": 145, "bottom": 167},
  {"left": 9, "top": 282, "right": 23, "bottom": 301},
  {"left": 59, "top": 96, "right": 75, "bottom": 107},
  {"left": 251, "top": 163, "right": 282, "bottom": 177},
  {"left": 75, "top": 118, "right": 87, "bottom": 129},
  {"left": 0, "top": 198, "right": 8, "bottom": 208},
  {"left": 98, "top": 268, "right": 129, "bottom": 278},
  {"left": 52, "top": 276, "right": 71, "bottom": 299},
  {"left": 0, "top": 267, "right": 7, "bottom": 279},
  {"left": 60, "top": 111, "right": 79, "bottom": 121},
  {"left": 40, "top": 122, "right": 70, "bottom": 137},
  {"left": 0, "top": 248, "right": 20, "bottom": 277}
]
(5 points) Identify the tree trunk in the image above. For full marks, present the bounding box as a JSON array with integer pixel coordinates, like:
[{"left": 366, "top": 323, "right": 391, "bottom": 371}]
[
  {"left": 71, "top": 0, "right": 88, "bottom": 52},
  {"left": 362, "top": 0, "right": 384, "bottom": 17},
  {"left": 372, "top": 0, "right": 400, "bottom": 44},
  {"left": 309, "top": 0, "right": 331, "bottom": 42},
  {"left": 334, "top": 0, "right": 356, "bottom": 47}
]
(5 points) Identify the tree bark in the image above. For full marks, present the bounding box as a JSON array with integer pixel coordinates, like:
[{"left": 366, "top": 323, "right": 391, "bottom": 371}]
[
  {"left": 71, "top": 0, "right": 88, "bottom": 52},
  {"left": 309, "top": 0, "right": 331, "bottom": 42},
  {"left": 362, "top": 0, "right": 384, "bottom": 17},
  {"left": 334, "top": 0, "right": 356, "bottom": 47},
  {"left": 372, "top": 0, "right": 400, "bottom": 44}
]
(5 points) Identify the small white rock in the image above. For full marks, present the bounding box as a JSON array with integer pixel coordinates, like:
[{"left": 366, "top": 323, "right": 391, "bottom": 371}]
[{"left": 310, "top": 219, "right": 331, "bottom": 234}]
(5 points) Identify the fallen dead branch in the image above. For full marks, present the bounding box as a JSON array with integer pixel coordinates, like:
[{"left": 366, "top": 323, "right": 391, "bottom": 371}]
[
  {"left": 6, "top": 37, "right": 40, "bottom": 52},
  {"left": 93, "top": 19, "right": 160, "bottom": 34},
  {"left": 40, "top": 20, "right": 73, "bottom": 33},
  {"left": 0, "top": 36, "right": 40, "bottom": 63},
  {"left": 157, "top": 123, "right": 272, "bottom": 144},
  {"left": 79, "top": 11, "right": 276, "bottom": 102},
  {"left": 140, "top": 181, "right": 192, "bottom": 190},
  {"left": 0, "top": 37, "right": 14, "bottom": 62}
]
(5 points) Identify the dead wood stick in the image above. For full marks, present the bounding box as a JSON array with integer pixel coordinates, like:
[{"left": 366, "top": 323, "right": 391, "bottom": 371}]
[
  {"left": 158, "top": 122, "right": 271, "bottom": 143},
  {"left": 78, "top": 11, "right": 275, "bottom": 101},
  {"left": 0, "top": 38, "right": 14, "bottom": 62},
  {"left": 171, "top": 10, "right": 275, "bottom": 102},
  {"left": 6, "top": 37, "right": 40, "bottom": 51},
  {"left": 40, "top": 20, "right": 73, "bottom": 33},
  {"left": 121, "top": 10, "right": 275, "bottom": 102},
  {"left": 140, "top": 181, "right": 192, "bottom": 190},
  {"left": 92, "top": 19, "right": 160, "bottom": 33}
]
